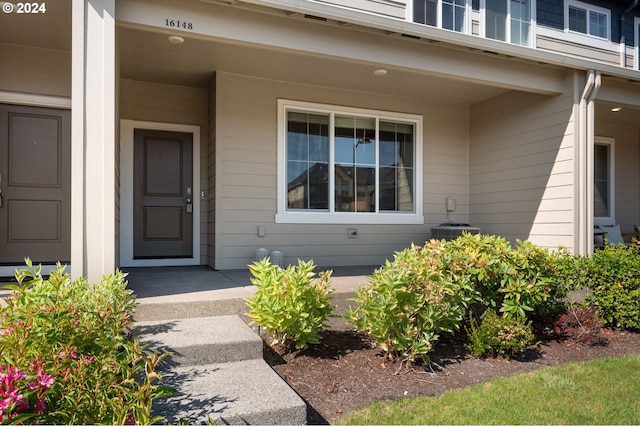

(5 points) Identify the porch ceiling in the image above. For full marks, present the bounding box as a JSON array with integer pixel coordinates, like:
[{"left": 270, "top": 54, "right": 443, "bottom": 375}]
[
  {"left": 596, "top": 102, "right": 640, "bottom": 127},
  {"left": 0, "top": 0, "right": 71, "bottom": 51},
  {"left": 117, "top": 25, "right": 508, "bottom": 106}
]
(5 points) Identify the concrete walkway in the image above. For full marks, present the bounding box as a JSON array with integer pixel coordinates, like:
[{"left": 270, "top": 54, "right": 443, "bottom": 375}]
[{"left": 124, "top": 265, "right": 375, "bottom": 323}]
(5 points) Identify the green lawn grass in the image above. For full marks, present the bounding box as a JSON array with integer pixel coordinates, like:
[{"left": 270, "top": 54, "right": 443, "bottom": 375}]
[{"left": 339, "top": 355, "right": 640, "bottom": 425}]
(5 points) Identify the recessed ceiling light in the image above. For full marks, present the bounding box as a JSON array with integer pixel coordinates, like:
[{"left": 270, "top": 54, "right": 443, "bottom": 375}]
[
  {"left": 168, "top": 35, "right": 184, "bottom": 44},
  {"left": 373, "top": 69, "right": 387, "bottom": 76},
  {"left": 611, "top": 107, "right": 622, "bottom": 112}
]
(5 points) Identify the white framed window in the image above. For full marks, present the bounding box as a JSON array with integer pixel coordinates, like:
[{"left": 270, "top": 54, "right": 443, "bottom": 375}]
[
  {"left": 412, "top": 0, "right": 472, "bottom": 33},
  {"left": 276, "top": 100, "right": 424, "bottom": 225},
  {"left": 566, "top": 0, "right": 610, "bottom": 40},
  {"left": 594, "top": 137, "right": 615, "bottom": 226},
  {"left": 481, "top": 0, "right": 534, "bottom": 46}
]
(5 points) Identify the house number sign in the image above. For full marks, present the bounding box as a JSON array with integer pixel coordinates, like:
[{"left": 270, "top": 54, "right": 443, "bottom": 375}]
[{"left": 165, "top": 19, "right": 194, "bottom": 30}]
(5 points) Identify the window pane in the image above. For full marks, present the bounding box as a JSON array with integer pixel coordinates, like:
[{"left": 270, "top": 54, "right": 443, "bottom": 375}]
[
  {"left": 287, "top": 111, "right": 329, "bottom": 210},
  {"left": 486, "top": 0, "right": 507, "bottom": 41},
  {"left": 569, "top": 6, "right": 587, "bottom": 34},
  {"left": 379, "top": 121, "right": 415, "bottom": 212},
  {"left": 443, "top": 0, "right": 466, "bottom": 32},
  {"left": 414, "top": 0, "right": 438, "bottom": 26},
  {"left": 334, "top": 115, "right": 376, "bottom": 212},
  {"left": 594, "top": 143, "right": 610, "bottom": 217},
  {"left": 510, "top": 0, "right": 530, "bottom": 45},
  {"left": 589, "top": 10, "right": 607, "bottom": 38}
]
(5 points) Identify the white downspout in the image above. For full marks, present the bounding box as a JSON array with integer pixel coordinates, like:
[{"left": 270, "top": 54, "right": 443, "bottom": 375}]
[
  {"left": 620, "top": 0, "right": 639, "bottom": 67},
  {"left": 578, "top": 69, "right": 601, "bottom": 256}
]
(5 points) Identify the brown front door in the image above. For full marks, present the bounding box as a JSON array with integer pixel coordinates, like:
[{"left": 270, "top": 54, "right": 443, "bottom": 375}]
[
  {"left": 133, "top": 129, "right": 193, "bottom": 259},
  {"left": 0, "top": 104, "right": 71, "bottom": 265}
]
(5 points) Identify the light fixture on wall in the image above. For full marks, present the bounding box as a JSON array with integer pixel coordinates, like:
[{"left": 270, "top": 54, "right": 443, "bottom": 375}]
[
  {"left": 373, "top": 69, "right": 387, "bottom": 76},
  {"left": 610, "top": 106, "right": 622, "bottom": 112},
  {"left": 168, "top": 35, "right": 185, "bottom": 44}
]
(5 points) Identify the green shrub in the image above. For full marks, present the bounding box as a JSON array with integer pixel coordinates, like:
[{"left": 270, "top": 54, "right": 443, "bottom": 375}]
[
  {"left": 347, "top": 234, "right": 573, "bottom": 363},
  {"left": 346, "top": 242, "right": 478, "bottom": 363},
  {"left": 466, "top": 309, "right": 537, "bottom": 358},
  {"left": 580, "top": 244, "right": 640, "bottom": 329},
  {"left": 246, "top": 258, "right": 335, "bottom": 350},
  {"left": 0, "top": 261, "right": 172, "bottom": 424},
  {"left": 445, "top": 234, "right": 570, "bottom": 318}
]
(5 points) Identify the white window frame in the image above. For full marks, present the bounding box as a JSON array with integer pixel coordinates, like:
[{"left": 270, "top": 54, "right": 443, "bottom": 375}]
[
  {"left": 594, "top": 137, "right": 615, "bottom": 226},
  {"left": 410, "top": 0, "right": 473, "bottom": 34},
  {"left": 276, "top": 100, "right": 424, "bottom": 225},
  {"left": 565, "top": 0, "right": 611, "bottom": 41},
  {"left": 480, "top": 0, "right": 536, "bottom": 47},
  {"left": 635, "top": 16, "right": 640, "bottom": 70}
]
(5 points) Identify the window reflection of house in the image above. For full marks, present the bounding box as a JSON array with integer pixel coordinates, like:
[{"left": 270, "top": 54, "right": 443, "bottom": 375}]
[{"left": 287, "top": 163, "right": 328, "bottom": 210}]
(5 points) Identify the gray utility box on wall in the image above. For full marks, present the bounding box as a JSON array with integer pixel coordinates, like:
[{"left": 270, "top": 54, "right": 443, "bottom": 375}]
[{"left": 431, "top": 223, "right": 481, "bottom": 240}]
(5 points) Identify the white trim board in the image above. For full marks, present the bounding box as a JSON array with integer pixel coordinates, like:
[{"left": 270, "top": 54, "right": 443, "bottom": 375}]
[
  {"left": 119, "top": 120, "right": 201, "bottom": 267},
  {"left": 0, "top": 91, "right": 71, "bottom": 109}
]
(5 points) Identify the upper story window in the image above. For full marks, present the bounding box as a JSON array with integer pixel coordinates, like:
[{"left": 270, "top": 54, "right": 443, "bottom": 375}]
[
  {"left": 413, "top": 0, "right": 471, "bottom": 33},
  {"left": 482, "top": 0, "right": 533, "bottom": 46},
  {"left": 566, "top": 0, "right": 610, "bottom": 40},
  {"left": 277, "top": 100, "right": 424, "bottom": 225}
]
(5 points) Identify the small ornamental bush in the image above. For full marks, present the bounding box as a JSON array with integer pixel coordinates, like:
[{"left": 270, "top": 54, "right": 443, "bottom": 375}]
[
  {"left": 579, "top": 244, "right": 640, "bottom": 329},
  {"left": 466, "top": 309, "right": 537, "bottom": 358},
  {"left": 346, "top": 242, "right": 478, "bottom": 363},
  {"left": 347, "top": 234, "right": 572, "bottom": 363},
  {"left": 0, "top": 261, "right": 172, "bottom": 424},
  {"left": 445, "top": 234, "right": 570, "bottom": 318},
  {"left": 246, "top": 258, "right": 335, "bottom": 350}
]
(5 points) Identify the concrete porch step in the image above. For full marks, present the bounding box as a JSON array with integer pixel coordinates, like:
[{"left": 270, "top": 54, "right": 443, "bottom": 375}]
[
  {"left": 134, "top": 315, "right": 262, "bottom": 365},
  {"left": 134, "top": 315, "right": 307, "bottom": 425},
  {"left": 152, "top": 359, "right": 307, "bottom": 425}
]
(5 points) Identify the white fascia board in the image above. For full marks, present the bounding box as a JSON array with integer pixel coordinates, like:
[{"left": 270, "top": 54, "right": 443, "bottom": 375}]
[{"left": 231, "top": 0, "right": 640, "bottom": 82}]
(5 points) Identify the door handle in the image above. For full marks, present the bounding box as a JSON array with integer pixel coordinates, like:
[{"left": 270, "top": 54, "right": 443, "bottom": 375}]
[
  {"left": 186, "top": 186, "right": 192, "bottom": 213},
  {"left": 0, "top": 189, "right": 2, "bottom": 208}
]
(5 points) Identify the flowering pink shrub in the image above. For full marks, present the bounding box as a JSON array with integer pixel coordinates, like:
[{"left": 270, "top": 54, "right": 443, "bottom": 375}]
[{"left": 0, "top": 260, "right": 172, "bottom": 424}]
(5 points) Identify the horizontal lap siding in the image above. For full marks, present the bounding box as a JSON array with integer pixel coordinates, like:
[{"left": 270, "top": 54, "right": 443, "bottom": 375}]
[
  {"left": 216, "top": 73, "right": 469, "bottom": 269},
  {"left": 469, "top": 74, "right": 576, "bottom": 250},
  {"left": 0, "top": 44, "right": 70, "bottom": 97}
]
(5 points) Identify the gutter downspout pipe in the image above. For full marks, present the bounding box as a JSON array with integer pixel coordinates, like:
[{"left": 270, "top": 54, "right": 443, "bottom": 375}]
[
  {"left": 579, "top": 69, "right": 601, "bottom": 255},
  {"left": 620, "top": 0, "right": 639, "bottom": 66}
]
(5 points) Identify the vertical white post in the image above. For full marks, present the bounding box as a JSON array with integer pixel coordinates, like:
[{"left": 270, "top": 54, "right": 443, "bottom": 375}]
[{"left": 71, "top": 0, "right": 116, "bottom": 281}]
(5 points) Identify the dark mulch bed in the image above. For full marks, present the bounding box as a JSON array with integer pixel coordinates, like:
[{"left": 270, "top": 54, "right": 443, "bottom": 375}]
[{"left": 263, "top": 314, "right": 640, "bottom": 424}]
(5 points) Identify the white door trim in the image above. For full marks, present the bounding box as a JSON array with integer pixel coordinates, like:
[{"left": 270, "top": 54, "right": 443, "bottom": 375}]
[{"left": 120, "top": 120, "right": 201, "bottom": 267}]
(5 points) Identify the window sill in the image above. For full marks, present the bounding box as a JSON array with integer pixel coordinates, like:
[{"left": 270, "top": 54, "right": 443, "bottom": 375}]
[{"left": 275, "top": 211, "right": 425, "bottom": 225}]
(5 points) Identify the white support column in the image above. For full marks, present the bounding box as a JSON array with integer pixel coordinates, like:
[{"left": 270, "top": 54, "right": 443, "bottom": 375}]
[
  {"left": 576, "top": 69, "right": 601, "bottom": 256},
  {"left": 71, "top": 0, "right": 116, "bottom": 281}
]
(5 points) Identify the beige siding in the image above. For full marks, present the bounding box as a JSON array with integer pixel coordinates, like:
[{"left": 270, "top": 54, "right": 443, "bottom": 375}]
[
  {"left": 469, "top": 73, "right": 576, "bottom": 250},
  {"left": 215, "top": 72, "right": 469, "bottom": 269},
  {"left": 119, "top": 79, "right": 209, "bottom": 264},
  {"left": 0, "top": 44, "right": 70, "bottom": 97},
  {"left": 315, "top": 0, "right": 406, "bottom": 19},
  {"left": 537, "top": 35, "right": 619, "bottom": 66},
  {"left": 595, "top": 122, "right": 640, "bottom": 233}
]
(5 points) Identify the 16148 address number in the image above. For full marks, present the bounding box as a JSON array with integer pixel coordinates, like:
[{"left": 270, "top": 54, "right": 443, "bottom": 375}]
[{"left": 165, "top": 19, "right": 193, "bottom": 30}]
